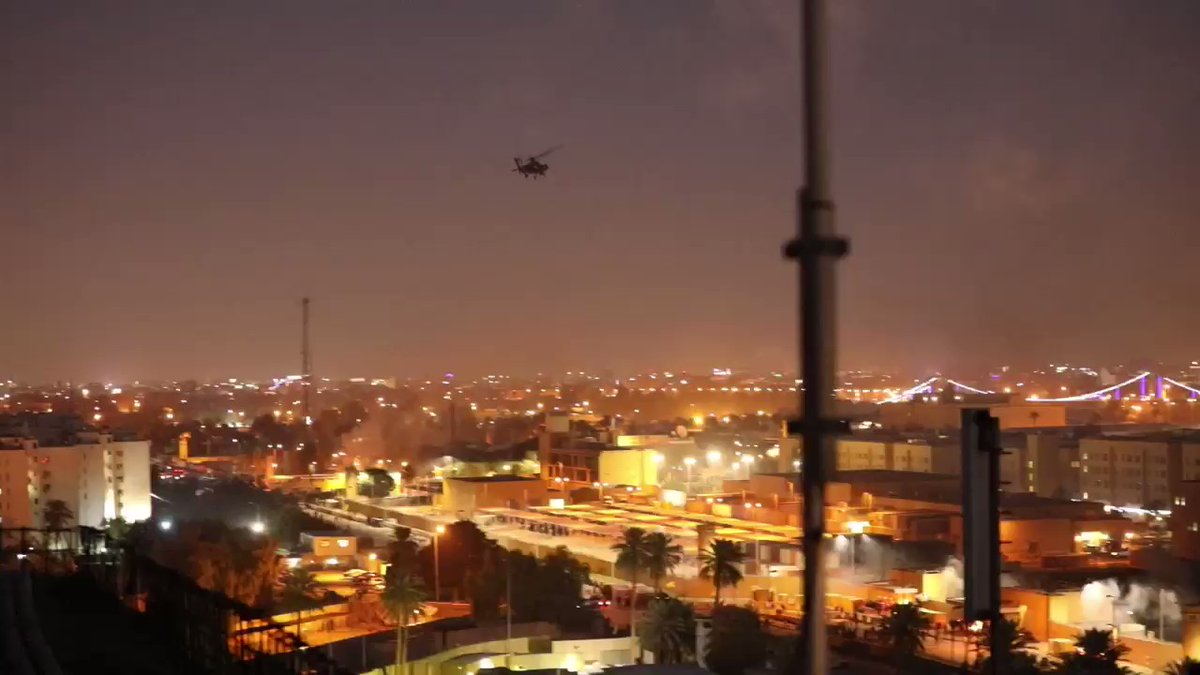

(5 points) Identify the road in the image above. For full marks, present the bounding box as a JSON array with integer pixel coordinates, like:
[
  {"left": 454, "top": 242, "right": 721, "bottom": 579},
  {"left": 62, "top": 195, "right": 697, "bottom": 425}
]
[{"left": 297, "top": 501, "right": 451, "bottom": 548}]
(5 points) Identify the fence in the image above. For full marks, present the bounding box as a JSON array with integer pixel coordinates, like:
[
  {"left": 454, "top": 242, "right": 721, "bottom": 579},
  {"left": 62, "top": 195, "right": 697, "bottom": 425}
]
[{"left": 1, "top": 526, "right": 357, "bottom": 675}]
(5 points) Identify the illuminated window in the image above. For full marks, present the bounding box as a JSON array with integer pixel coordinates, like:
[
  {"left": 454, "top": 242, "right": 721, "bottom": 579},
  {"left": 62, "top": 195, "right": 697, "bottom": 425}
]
[{"left": 337, "top": 539, "right": 350, "bottom": 548}]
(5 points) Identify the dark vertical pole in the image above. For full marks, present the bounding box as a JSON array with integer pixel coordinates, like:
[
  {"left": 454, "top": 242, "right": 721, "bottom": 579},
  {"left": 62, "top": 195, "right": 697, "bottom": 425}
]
[
  {"left": 962, "top": 409, "right": 1001, "bottom": 675},
  {"left": 784, "top": 2, "right": 846, "bottom": 674},
  {"left": 302, "top": 297, "right": 311, "bottom": 424},
  {"left": 301, "top": 297, "right": 313, "bottom": 473}
]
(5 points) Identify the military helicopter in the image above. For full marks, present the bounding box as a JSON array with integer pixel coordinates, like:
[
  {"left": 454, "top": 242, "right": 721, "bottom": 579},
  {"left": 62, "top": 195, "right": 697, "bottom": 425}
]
[{"left": 512, "top": 145, "right": 561, "bottom": 179}]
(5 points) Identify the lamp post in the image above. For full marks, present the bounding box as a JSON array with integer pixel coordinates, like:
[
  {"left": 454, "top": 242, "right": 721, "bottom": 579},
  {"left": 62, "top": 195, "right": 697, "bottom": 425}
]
[
  {"left": 506, "top": 550, "right": 513, "bottom": 666},
  {"left": 684, "top": 457, "right": 696, "bottom": 494},
  {"left": 1106, "top": 594, "right": 1118, "bottom": 637},
  {"left": 434, "top": 524, "right": 446, "bottom": 602},
  {"left": 847, "top": 521, "right": 867, "bottom": 574},
  {"left": 1159, "top": 587, "right": 1166, "bottom": 640}
]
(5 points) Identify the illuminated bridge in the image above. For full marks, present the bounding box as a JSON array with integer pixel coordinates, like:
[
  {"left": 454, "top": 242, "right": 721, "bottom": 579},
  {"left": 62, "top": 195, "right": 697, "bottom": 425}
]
[{"left": 881, "top": 372, "right": 1200, "bottom": 404}]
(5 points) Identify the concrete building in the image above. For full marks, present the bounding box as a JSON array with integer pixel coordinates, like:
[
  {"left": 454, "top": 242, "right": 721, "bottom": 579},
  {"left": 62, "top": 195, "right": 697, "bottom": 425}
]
[
  {"left": 0, "top": 431, "right": 151, "bottom": 528},
  {"left": 833, "top": 436, "right": 960, "bottom": 475},
  {"left": 1078, "top": 431, "right": 1200, "bottom": 508},
  {"left": 879, "top": 400, "right": 1068, "bottom": 431},
  {"left": 999, "top": 430, "right": 1080, "bottom": 496},
  {"left": 441, "top": 476, "right": 548, "bottom": 516},
  {"left": 1170, "top": 480, "right": 1200, "bottom": 561},
  {"left": 597, "top": 449, "right": 661, "bottom": 487}
]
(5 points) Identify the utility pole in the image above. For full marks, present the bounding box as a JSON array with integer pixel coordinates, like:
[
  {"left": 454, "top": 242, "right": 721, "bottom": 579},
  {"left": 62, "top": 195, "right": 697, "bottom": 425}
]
[
  {"left": 301, "top": 297, "right": 312, "bottom": 426},
  {"left": 784, "top": 2, "right": 846, "bottom": 675},
  {"left": 506, "top": 552, "right": 513, "bottom": 666},
  {"left": 963, "top": 409, "right": 1002, "bottom": 675}
]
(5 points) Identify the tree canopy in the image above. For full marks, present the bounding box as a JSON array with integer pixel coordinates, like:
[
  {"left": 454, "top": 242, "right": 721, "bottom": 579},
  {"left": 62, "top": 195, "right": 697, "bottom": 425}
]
[{"left": 705, "top": 604, "right": 767, "bottom": 675}]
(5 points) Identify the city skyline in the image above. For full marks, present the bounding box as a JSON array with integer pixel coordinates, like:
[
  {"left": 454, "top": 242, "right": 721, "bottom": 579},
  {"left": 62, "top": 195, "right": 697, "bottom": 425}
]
[{"left": 4, "top": 1, "right": 1199, "bottom": 382}]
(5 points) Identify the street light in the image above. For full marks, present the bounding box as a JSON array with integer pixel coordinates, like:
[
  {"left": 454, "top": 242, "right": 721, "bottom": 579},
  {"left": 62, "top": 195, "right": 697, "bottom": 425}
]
[
  {"left": 1106, "top": 594, "right": 1119, "bottom": 637},
  {"left": 250, "top": 520, "right": 266, "bottom": 534},
  {"left": 847, "top": 521, "right": 868, "bottom": 573},
  {"left": 434, "top": 524, "right": 446, "bottom": 602},
  {"left": 159, "top": 519, "right": 173, "bottom": 531}
]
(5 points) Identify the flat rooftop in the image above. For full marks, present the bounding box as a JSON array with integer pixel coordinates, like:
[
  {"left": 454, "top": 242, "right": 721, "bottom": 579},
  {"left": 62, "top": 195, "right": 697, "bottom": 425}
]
[{"left": 447, "top": 475, "right": 543, "bottom": 484}]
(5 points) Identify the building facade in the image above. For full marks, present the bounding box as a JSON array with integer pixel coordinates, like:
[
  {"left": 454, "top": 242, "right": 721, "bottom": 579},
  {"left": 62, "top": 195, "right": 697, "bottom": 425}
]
[
  {"left": 0, "top": 431, "right": 151, "bottom": 528},
  {"left": 834, "top": 436, "right": 959, "bottom": 475},
  {"left": 1077, "top": 433, "right": 1200, "bottom": 508},
  {"left": 1170, "top": 480, "right": 1200, "bottom": 561}
]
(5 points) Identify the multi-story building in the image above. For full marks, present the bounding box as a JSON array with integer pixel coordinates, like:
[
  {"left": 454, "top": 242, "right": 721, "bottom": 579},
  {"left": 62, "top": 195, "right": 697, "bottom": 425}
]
[
  {"left": 834, "top": 435, "right": 959, "bottom": 475},
  {"left": 998, "top": 430, "right": 1081, "bottom": 497},
  {"left": 1170, "top": 480, "right": 1200, "bottom": 561},
  {"left": 0, "top": 431, "right": 151, "bottom": 528},
  {"left": 1077, "top": 430, "right": 1200, "bottom": 509},
  {"left": 879, "top": 399, "right": 1069, "bottom": 431}
]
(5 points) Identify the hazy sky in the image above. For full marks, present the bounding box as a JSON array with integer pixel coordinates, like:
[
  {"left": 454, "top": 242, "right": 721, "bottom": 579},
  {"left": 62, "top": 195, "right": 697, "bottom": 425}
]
[{"left": 3, "top": 1, "right": 1198, "bottom": 383}]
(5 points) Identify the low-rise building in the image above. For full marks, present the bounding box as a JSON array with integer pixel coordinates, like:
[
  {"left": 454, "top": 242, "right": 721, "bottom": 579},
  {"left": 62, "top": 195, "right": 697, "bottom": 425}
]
[{"left": 442, "top": 476, "right": 548, "bottom": 516}]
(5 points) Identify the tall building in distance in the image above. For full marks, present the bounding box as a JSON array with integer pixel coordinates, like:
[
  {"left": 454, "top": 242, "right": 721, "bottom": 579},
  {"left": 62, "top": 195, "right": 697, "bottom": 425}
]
[
  {"left": 0, "top": 429, "right": 151, "bottom": 528},
  {"left": 1077, "top": 431, "right": 1200, "bottom": 508}
]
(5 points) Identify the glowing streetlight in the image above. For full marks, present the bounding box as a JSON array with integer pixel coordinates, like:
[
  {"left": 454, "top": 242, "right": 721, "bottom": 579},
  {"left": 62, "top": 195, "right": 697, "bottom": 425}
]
[
  {"left": 846, "top": 520, "right": 868, "bottom": 573},
  {"left": 159, "top": 519, "right": 173, "bottom": 531},
  {"left": 250, "top": 520, "right": 266, "bottom": 534},
  {"left": 434, "top": 524, "right": 446, "bottom": 602},
  {"left": 706, "top": 449, "right": 722, "bottom": 464}
]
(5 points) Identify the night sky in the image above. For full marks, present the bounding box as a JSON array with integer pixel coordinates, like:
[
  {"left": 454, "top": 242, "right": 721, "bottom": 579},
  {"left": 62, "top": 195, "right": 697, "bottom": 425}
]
[{"left": 3, "top": 1, "right": 1198, "bottom": 383}]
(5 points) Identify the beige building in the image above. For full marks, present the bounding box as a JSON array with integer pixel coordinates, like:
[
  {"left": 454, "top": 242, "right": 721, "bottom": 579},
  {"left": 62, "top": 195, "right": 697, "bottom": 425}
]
[
  {"left": 1078, "top": 434, "right": 1195, "bottom": 508},
  {"left": 0, "top": 431, "right": 151, "bottom": 528},
  {"left": 836, "top": 440, "right": 890, "bottom": 471},
  {"left": 597, "top": 448, "right": 661, "bottom": 487},
  {"left": 880, "top": 400, "right": 1067, "bottom": 431},
  {"left": 441, "top": 476, "right": 548, "bottom": 516},
  {"left": 834, "top": 437, "right": 959, "bottom": 475},
  {"left": 1169, "top": 480, "right": 1200, "bottom": 561}
]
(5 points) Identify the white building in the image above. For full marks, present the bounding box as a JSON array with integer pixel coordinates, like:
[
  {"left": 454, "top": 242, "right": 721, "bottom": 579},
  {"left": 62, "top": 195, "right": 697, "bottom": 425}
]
[{"left": 0, "top": 431, "right": 151, "bottom": 528}]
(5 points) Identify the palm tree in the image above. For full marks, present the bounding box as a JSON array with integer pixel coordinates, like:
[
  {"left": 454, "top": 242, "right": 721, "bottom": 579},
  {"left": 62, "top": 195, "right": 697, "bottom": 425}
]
[
  {"left": 612, "top": 527, "right": 651, "bottom": 659},
  {"left": 382, "top": 570, "right": 427, "bottom": 675},
  {"left": 639, "top": 597, "right": 695, "bottom": 664},
  {"left": 699, "top": 539, "right": 745, "bottom": 606},
  {"left": 982, "top": 619, "right": 1042, "bottom": 675},
  {"left": 706, "top": 605, "right": 768, "bottom": 675},
  {"left": 1054, "top": 628, "right": 1130, "bottom": 675},
  {"left": 42, "top": 499, "right": 74, "bottom": 552},
  {"left": 884, "top": 602, "right": 929, "bottom": 665},
  {"left": 279, "top": 567, "right": 319, "bottom": 640},
  {"left": 644, "top": 532, "right": 683, "bottom": 594},
  {"left": 1167, "top": 658, "right": 1200, "bottom": 675},
  {"left": 101, "top": 517, "right": 130, "bottom": 545}
]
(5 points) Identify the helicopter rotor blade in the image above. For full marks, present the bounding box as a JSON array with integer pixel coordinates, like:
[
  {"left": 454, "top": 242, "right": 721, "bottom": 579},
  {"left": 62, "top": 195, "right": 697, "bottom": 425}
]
[{"left": 530, "top": 144, "right": 562, "bottom": 161}]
